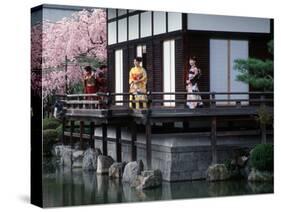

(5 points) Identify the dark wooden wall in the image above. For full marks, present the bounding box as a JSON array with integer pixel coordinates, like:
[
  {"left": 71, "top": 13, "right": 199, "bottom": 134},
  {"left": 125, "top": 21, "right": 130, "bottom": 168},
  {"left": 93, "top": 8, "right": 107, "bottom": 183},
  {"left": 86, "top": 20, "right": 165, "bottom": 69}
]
[
  {"left": 123, "top": 47, "right": 129, "bottom": 93},
  {"left": 107, "top": 49, "right": 115, "bottom": 93},
  {"left": 249, "top": 37, "right": 272, "bottom": 61},
  {"left": 249, "top": 36, "right": 273, "bottom": 102},
  {"left": 107, "top": 32, "right": 273, "bottom": 98},
  {"left": 183, "top": 33, "right": 210, "bottom": 93}
]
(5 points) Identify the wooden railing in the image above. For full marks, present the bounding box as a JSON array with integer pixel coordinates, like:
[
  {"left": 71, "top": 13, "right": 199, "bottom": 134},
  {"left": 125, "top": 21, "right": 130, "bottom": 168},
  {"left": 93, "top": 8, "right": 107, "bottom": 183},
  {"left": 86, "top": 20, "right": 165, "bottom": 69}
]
[{"left": 57, "top": 91, "right": 273, "bottom": 110}]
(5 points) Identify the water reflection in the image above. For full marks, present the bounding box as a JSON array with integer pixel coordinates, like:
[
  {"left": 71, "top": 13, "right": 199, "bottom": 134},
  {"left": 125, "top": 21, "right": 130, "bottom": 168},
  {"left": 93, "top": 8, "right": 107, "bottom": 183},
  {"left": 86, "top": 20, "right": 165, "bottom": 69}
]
[{"left": 43, "top": 165, "right": 273, "bottom": 207}]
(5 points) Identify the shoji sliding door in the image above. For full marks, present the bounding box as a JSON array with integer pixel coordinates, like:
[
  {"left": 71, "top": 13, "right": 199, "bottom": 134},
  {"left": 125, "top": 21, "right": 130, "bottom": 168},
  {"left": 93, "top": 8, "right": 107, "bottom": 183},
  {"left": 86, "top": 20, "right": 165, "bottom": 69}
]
[
  {"left": 163, "top": 40, "right": 175, "bottom": 107},
  {"left": 115, "top": 49, "right": 123, "bottom": 105},
  {"left": 210, "top": 39, "right": 249, "bottom": 105},
  {"left": 230, "top": 40, "right": 249, "bottom": 102}
]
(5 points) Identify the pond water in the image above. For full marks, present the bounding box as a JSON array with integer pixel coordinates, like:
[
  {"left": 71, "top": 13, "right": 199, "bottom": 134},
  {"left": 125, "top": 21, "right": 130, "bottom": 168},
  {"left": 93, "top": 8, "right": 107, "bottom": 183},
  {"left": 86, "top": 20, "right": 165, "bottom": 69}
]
[{"left": 42, "top": 158, "right": 273, "bottom": 208}]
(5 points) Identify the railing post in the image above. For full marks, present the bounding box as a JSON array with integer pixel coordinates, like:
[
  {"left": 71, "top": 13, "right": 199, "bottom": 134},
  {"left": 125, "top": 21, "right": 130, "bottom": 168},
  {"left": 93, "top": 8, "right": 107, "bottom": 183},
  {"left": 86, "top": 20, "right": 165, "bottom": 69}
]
[
  {"left": 210, "top": 92, "right": 216, "bottom": 108},
  {"left": 236, "top": 100, "right": 241, "bottom": 108},
  {"left": 147, "top": 91, "right": 152, "bottom": 109},
  {"left": 106, "top": 92, "right": 112, "bottom": 109},
  {"left": 130, "top": 93, "right": 135, "bottom": 109}
]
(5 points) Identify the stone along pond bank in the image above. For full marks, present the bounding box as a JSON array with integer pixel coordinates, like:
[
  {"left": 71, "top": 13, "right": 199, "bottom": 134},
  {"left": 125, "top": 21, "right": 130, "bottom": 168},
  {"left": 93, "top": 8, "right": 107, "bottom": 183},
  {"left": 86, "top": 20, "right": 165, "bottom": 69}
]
[
  {"left": 43, "top": 117, "right": 273, "bottom": 182},
  {"left": 206, "top": 143, "right": 273, "bottom": 182},
  {"left": 50, "top": 142, "right": 273, "bottom": 191},
  {"left": 52, "top": 145, "right": 162, "bottom": 190}
]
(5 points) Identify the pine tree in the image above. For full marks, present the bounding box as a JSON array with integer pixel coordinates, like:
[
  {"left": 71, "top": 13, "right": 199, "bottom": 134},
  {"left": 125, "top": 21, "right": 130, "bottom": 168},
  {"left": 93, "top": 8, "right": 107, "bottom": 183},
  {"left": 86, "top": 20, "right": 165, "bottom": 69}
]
[
  {"left": 234, "top": 40, "right": 274, "bottom": 144},
  {"left": 234, "top": 40, "right": 273, "bottom": 91}
]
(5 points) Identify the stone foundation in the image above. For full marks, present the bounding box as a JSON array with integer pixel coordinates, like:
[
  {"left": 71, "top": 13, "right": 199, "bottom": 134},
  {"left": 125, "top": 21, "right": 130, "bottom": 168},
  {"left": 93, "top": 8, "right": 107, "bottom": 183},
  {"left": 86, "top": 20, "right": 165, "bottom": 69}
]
[{"left": 67, "top": 127, "right": 273, "bottom": 182}]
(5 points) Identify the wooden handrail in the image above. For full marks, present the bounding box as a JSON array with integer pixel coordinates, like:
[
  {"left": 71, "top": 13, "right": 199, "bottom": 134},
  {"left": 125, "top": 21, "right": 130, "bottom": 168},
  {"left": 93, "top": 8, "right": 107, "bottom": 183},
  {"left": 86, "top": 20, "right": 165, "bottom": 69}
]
[{"left": 58, "top": 91, "right": 273, "bottom": 110}]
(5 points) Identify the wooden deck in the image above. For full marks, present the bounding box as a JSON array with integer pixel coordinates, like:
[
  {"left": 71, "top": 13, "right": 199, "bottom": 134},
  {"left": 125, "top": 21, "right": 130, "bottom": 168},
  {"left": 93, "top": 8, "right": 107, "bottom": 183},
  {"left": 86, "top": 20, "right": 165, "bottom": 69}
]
[{"left": 58, "top": 91, "right": 273, "bottom": 169}]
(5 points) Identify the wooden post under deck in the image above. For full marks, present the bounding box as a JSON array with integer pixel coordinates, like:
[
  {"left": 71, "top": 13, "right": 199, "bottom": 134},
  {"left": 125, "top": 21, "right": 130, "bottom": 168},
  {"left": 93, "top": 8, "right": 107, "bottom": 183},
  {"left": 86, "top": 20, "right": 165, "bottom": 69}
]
[
  {"left": 211, "top": 116, "right": 217, "bottom": 164},
  {"left": 70, "top": 120, "right": 74, "bottom": 148},
  {"left": 79, "top": 121, "right": 84, "bottom": 142},
  {"left": 102, "top": 124, "right": 108, "bottom": 155},
  {"left": 145, "top": 120, "right": 152, "bottom": 169},
  {"left": 131, "top": 122, "right": 137, "bottom": 161},
  {"left": 62, "top": 118, "right": 65, "bottom": 145},
  {"left": 116, "top": 126, "right": 122, "bottom": 162},
  {"left": 89, "top": 122, "right": 95, "bottom": 148}
]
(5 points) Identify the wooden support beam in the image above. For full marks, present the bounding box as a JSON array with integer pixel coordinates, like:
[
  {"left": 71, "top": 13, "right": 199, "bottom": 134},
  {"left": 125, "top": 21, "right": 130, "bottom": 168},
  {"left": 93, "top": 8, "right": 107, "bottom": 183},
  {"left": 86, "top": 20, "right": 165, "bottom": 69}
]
[
  {"left": 80, "top": 121, "right": 84, "bottom": 149},
  {"left": 70, "top": 120, "right": 74, "bottom": 148},
  {"left": 211, "top": 116, "right": 217, "bottom": 164},
  {"left": 61, "top": 118, "right": 65, "bottom": 145},
  {"left": 102, "top": 124, "right": 108, "bottom": 155},
  {"left": 80, "top": 121, "right": 84, "bottom": 142},
  {"left": 89, "top": 122, "right": 95, "bottom": 148},
  {"left": 131, "top": 122, "right": 137, "bottom": 161},
  {"left": 145, "top": 120, "right": 152, "bottom": 169},
  {"left": 116, "top": 126, "right": 122, "bottom": 162}
]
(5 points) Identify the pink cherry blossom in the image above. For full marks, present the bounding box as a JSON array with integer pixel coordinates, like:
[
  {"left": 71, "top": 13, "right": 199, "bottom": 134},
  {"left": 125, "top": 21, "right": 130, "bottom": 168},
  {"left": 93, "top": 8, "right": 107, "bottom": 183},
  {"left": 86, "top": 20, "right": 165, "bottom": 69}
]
[{"left": 31, "top": 9, "right": 107, "bottom": 102}]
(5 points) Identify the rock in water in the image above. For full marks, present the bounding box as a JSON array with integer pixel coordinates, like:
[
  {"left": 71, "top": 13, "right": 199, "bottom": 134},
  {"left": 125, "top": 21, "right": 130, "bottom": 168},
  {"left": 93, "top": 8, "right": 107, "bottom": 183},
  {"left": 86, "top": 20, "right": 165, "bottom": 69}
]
[
  {"left": 82, "top": 148, "right": 101, "bottom": 171},
  {"left": 72, "top": 150, "right": 84, "bottom": 168},
  {"left": 61, "top": 148, "right": 72, "bottom": 167},
  {"left": 206, "top": 164, "right": 230, "bottom": 181},
  {"left": 248, "top": 168, "right": 273, "bottom": 181},
  {"left": 52, "top": 145, "right": 71, "bottom": 158},
  {"left": 134, "top": 170, "right": 162, "bottom": 190},
  {"left": 122, "top": 160, "right": 144, "bottom": 184},
  {"left": 237, "top": 156, "right": 248, "bottom": 167},
  {"left": 109, "top": 162, "right": 127, "bottom": 178},
  {"left": 241, "top": 160, "right": 251, "bottom": 179},
  {"left": 96, "top": 155, "right": 114, "bottom": 174}
]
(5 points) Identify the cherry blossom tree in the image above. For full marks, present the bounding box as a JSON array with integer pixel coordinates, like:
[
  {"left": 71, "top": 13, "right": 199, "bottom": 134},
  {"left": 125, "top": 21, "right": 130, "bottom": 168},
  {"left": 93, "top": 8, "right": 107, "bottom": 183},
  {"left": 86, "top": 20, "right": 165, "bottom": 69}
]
[{"left": 31, "top": 8, "right": 107, "bottom": 102}]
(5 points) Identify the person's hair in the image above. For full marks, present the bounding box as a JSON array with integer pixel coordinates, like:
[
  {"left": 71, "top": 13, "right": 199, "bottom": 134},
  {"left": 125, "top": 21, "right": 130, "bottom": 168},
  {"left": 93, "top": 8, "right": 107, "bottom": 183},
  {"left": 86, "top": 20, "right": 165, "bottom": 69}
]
[
  {"left": 84, "top": 66, "right": 92, "bottom": 73},
  {"left": 134, "top": 57, "right": 142, "bottom": 62},
  {"left": 99, "top": 65, "right": 107, "bottom": 70},
  {"left": 189, "top": 56, "right": 197, "bottom": 62}
]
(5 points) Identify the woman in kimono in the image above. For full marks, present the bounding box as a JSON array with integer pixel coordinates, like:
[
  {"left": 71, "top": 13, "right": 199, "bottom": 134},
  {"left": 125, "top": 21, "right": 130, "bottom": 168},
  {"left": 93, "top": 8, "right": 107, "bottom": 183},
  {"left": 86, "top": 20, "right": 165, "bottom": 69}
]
[
  {"left": 84, "top": 66, "right": 98, "bottom": 104},
  {"left": 84, "top": 66, "right": 97, "bottom": 94},
  {"left": 186, "top": 56, "right": 203, "bottom": 109},
  {"left": 129, "top": 57, "right": 147, "bottom": 109}
]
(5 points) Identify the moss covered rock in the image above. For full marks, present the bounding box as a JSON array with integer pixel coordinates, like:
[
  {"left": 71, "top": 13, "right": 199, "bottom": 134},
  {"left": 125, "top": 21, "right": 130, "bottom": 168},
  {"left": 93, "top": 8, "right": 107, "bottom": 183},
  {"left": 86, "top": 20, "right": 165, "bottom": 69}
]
[
  {"left": 206, "top": 164, "right": 230, "bottom": 181},
  {"left": 248, "top": 168, "right": 273, "bottom": 181}
]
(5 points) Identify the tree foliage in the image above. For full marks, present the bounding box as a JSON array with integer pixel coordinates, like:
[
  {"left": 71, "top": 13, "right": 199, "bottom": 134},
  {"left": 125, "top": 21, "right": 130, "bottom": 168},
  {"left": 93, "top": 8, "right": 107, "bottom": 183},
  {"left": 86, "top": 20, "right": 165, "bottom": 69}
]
[
  {"left": 234, "top": 40, "right": 273, "bottom": 91},
  {"left": 31, "top": 9, "right": 107, "bottom": 101}
]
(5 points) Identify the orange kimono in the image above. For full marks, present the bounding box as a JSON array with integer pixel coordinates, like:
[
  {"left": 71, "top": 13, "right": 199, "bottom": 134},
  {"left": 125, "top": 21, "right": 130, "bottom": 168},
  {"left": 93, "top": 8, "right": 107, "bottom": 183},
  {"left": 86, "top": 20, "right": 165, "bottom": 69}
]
[{"left": 129, "top": 66, "right": 147, "bottom": 109}]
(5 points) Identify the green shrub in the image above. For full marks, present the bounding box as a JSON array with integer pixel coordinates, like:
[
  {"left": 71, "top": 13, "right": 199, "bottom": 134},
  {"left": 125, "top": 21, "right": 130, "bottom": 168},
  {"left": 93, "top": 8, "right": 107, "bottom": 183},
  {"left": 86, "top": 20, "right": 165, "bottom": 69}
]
[
  {"left": 224, "top": 159, "right": 232, "bottom": 171},
  {"left": 250, "top": 144, "right": 273, "bottom": 172},
  {"left": 55, "top": 124, "right": 63, "bottom": 138},
  {"left": 43, "top": 129, "right": 59, "bottom": 144},
  {"left": 43, "top": 118, "right": 61, "bottom": 130}
]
